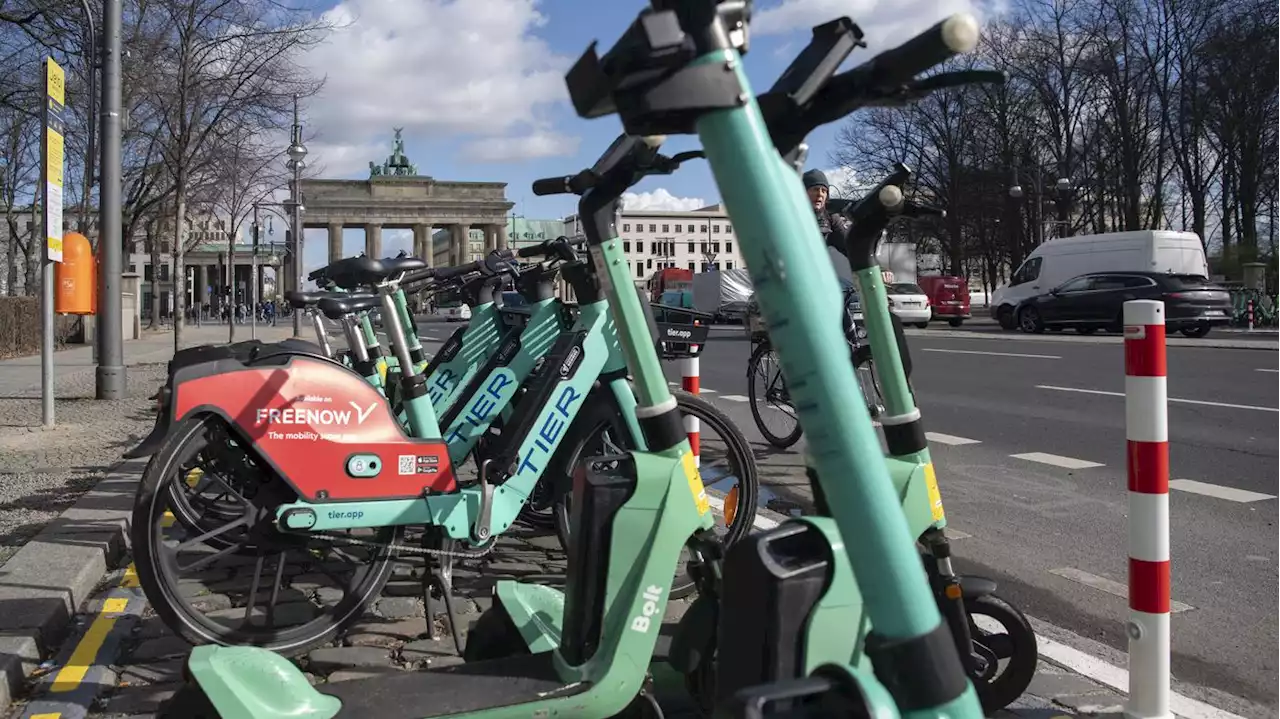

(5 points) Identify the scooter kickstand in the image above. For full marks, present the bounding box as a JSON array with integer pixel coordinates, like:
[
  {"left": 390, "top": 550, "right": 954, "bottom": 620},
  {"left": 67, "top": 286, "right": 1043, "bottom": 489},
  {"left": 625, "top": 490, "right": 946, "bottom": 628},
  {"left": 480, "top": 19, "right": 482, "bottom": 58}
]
[{"left": 432, "top": 538, "right": 466, "bottom": 656}]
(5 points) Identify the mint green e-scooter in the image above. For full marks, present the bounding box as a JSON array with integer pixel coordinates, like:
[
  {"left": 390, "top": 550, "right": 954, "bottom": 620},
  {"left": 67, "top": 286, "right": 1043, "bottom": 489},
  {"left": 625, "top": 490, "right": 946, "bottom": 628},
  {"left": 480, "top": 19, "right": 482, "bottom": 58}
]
[{"left": 158, "top": 4, "right": 987, "bottom": 719}]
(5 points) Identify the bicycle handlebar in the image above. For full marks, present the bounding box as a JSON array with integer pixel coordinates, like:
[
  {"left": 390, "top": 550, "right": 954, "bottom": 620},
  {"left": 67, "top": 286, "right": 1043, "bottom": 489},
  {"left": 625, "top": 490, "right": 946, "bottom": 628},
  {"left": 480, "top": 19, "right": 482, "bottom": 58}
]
[
  {"left": 532, "top": 136, "right": 703, "bottom": 200},
  {"left": 516, "top": 235, "right": 587, "bottom": 261}
]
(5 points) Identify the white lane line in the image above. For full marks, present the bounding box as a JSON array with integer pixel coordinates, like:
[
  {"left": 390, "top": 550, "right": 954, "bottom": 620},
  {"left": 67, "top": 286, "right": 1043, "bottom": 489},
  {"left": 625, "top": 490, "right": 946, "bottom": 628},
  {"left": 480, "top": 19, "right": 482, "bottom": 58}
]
[
  {"left": 1011, "top": 452, "right": 1105, "bottom": 470},
  {"left": 925, "top": 432, "right": 982, "bottom": 446},
  {"left": 1037, "top": 384, "right": 1280, "bottom": 413},
  {"left": 921, "top": 348, "right": 1061, "bottom": 360},
  {"left": 1027, "top": 629, "right": 1248, "bottom": 719},
  {"left": 719, "top": 394, "right": 750, "bottom": 402},
  {"left": 1169, "top": 479, "right": 1277, "bottom": 503},
  {"left": 1257, "top": 368, "right": 1278, "bottom": 373},
  {"left": 1049, "top": 567, "right": 1194, "bottom": 612},
  {"left": 945, "top": 528, "right": 971, "bottom": 539},
  {"left": 699, "top": 388, "right": 718, "bottom": 393}
]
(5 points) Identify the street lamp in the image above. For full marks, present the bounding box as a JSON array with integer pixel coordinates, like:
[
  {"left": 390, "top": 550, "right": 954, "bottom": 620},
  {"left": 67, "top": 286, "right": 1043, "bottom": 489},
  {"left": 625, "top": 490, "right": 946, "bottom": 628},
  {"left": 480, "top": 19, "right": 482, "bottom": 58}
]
[
  {"left": 1008, "top": 166, "right": 1073, "bottom": 245},
  {"left": 286, "top": 95, "right": 307, "bottom": 338}
]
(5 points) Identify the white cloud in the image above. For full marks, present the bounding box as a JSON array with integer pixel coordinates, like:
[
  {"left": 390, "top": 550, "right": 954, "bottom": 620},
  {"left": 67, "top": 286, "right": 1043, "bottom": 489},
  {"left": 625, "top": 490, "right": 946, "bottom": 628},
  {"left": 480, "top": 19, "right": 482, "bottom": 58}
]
[
  {"left": 462, "top": 129, "right": 581, "bottom": 163},
  {"left": 302, "top": 0, "right": 576, "bottom": 174},
  {"left": 822, "top": 166, "right": 876, "bottom": 197},
  {"left": 621, "top": 189, "right": 707, "bottom": 212},
  {"left": 753, "top": 0, "right": 982, "bottom": 49}
]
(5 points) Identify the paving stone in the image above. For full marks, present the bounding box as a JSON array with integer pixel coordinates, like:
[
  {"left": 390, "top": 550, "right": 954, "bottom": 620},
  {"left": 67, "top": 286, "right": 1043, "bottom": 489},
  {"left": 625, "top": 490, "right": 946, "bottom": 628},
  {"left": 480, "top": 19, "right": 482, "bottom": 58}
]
[
  {"left": 134, "top": 616, "right": 175, "bottom": 640},
  {"left": 484, "top": 561, "right": 543, "bottom": 574},
  {"left": 129, "top": 635, "right": 192, "bottom": 662},
  {"left": 1054, "top": 693, "right": 1126, "bottom": 714},
  {"left": 117, "top": 658, "right": 184, "bottom": 685},
  {"left": 376, "top": 596, "right": 423, "bottom": 619},
  {"left": 102, "top": 682, "right": 182, "bottom": 715},
  {"left": 315, "top": 586, "right": 345, "bottom": 604},
  {"left": 344, "top": 617, "right": 430, "bottom": 648},
  {"left": 206, "top": 601, "right": 317, "bottom": 628},
  {"left": 328, "top": 667, "right": 403, "bottom": 682},
  {"left": 1029, "top": 670, "right": 1114, "bottom": 698},
  {"left": 399, "top": 638, "right": 455, "bottom": 664},
  {"left": 307, "top": 646, "right": 393, "bottom": 674},
  {"left": 189, "top": 593, "right": 232, "bottom": 612},
  {"left": 381, "top": 580, "right": 423, "bottom": 597}
]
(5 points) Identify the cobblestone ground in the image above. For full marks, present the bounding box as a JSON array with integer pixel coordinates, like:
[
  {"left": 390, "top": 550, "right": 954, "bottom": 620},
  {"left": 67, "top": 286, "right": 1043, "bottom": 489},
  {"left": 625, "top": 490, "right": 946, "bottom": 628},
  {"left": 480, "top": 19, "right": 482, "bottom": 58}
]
[
  {"left": 88, "top": 526, "right": 695, "bottom": 718},
  {"left": 0, "top": 363, "right": 167, "bottom": 565}
]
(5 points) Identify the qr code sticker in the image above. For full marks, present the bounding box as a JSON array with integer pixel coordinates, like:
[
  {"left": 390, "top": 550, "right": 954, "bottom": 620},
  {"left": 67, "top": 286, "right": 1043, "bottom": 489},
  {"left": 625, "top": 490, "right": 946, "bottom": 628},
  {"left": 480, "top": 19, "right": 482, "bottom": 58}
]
[{"left": 398, "top": 455, "right": 416, "bottom": 476}]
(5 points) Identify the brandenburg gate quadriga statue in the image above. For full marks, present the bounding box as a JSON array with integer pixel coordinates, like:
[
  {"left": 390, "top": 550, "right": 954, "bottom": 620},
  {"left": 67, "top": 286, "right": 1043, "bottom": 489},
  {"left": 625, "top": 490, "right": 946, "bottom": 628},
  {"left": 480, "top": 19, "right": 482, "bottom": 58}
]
[{"left": 301, "top": 130, "right": 514, "bottom": 266}]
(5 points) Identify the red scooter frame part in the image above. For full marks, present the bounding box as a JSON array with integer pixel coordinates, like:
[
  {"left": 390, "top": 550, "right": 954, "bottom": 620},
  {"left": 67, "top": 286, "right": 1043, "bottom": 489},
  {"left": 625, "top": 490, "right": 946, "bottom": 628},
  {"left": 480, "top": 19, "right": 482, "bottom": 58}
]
[{"left": 169, "top": 354, "right": 456, "bottom": 502}]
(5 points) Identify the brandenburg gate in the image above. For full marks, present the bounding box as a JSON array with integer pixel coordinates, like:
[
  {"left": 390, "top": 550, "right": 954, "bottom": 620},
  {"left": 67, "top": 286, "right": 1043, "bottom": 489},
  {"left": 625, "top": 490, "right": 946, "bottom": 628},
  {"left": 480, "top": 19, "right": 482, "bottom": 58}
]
[{"left": 301, "top": 130, "right": 514, "bottom": 265}]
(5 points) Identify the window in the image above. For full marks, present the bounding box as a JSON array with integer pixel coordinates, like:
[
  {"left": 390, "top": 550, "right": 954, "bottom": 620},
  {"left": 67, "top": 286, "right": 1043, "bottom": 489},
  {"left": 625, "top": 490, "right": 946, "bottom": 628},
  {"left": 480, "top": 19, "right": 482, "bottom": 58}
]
[
  {"left": 647, "top": 259, "right": 653, "bottom": 269},
  {"left": 1010, "top": 257, "right": 1042, "bottom": 286},
  {"left": 713, "top": 224, "right": 721, "bottom": 233},
  {"left": 700, "top": 225, "right": 707, "bottom": 233},
  {"left": 726, "top": 224, "right": 732, "bottom": 233},
  {"left": 726, "top": 242, "right": 732, "bottom": 253},
  {"left": 623, "top": 223, "right": 630, "bottom": 232},
  {"left": 1055, "top": 276, "right": 1094, "bottom": 293},
  {"left": 648, "top": 224, "right": 656, "bottom": 233},
  {"left": 700, "top": 242, "right": 708, "bottom": 253},
  {"left": 714, "top": 262, "right": 721, "bottom": 270},
  {"left": 636, "top": 264, "right": 644, "bottom": 278},
  {"left": 713, "top": 242, "right": 720, "bottom": 253},
  {"left": 623, "top": 241, "right": 631, "bottom": 252},
  {"left": 636, "top": 241, "right": 644, "bottom": 253},
  {"left": 688, "top": 262, "right": 696, "bottom": 270},
  {"left": 1090, "top": 276, "right": 1130, "bottom": 291},
  {"left": 687, "top": 242, "right": 695, "bottom": 253},
  {"left": 675, "top": 224, "right": 683, "bottom": 233},
  {"left": 726, "top": 261, "right": 734, "bottom": 270},
  {"left": 1123, "top": 276, "right": 1158, "bottom": 288},
  {"left": 662, "top": 224, "right": 669, "bottom": 232}
]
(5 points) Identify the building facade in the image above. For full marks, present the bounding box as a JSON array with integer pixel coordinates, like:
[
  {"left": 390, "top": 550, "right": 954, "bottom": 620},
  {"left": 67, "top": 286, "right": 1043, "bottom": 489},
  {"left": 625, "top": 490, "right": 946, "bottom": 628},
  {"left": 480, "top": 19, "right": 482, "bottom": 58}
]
[
  {"left": 430, "top": 218, "right": 568, "bottom": 267},
  {"left": 566, "top": 203, "right": 747, "bottom": 287}
]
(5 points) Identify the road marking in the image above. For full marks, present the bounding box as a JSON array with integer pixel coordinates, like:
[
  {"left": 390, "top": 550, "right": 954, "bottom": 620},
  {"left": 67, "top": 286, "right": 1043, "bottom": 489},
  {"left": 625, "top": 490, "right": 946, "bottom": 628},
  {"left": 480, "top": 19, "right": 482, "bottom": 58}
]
[
  {"left": 699, "top": 388, "right": 717, "bottom": 393},
  {"left": 925, "top": 432, "right": 982, "bottom": 446},
  {"left": 945, "top": 528, "right": 972, "bottom": 539},
  {"left": 921, "top": 348, "right": 1061, "bottom": 359},
  {"left": 1011, "top": 452, "right": 1105, "bottom": 469},
  {"left": 1037, "top": 385, "right": 1280, "bottom": 413},
  {"left": 49, "top": 600, "right": 129, "bottom": 693},
  {"left": 1049, "top": 567, "right": 1194, "bottom": 612},
  {"left": 1257, "top": 368, "right": 1278, "bottom": 373},
  {"left": 719, "top": 394, "right": 749, "bottom": 402},
  {"left": 1169, "top": 479, "right": 1277, "bottom": 503}
]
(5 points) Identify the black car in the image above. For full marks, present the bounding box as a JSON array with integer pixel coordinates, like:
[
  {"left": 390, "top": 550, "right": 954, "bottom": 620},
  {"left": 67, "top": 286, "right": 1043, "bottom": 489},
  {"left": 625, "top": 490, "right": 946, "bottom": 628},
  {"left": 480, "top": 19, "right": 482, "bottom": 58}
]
[{"left": 1015, "top": 271, "right": 1232, "bottom": 338}]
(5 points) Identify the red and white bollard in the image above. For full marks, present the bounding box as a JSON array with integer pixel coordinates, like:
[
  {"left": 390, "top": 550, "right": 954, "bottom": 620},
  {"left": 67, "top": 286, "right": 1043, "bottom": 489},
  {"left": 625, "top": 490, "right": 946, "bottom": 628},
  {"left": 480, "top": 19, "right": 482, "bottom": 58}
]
[
  {"left": 1123, "top": 300, "right": 1172, "bottom": 719},
  {"left": 1247, "top": 299, "right": 1255, "bottom": 331},
  {"left": 681, "top": 351, "right": 700, "bottom": 467}
]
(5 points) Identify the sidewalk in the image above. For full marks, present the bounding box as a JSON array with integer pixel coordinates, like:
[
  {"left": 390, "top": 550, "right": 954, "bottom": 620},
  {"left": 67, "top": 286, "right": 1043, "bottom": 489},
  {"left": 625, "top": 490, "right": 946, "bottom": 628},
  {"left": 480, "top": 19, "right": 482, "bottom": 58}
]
[
  {"left": 0, "top": 462, "right": 1150, "bottom": 719},
  {"left": 0, "top": 323, "right": 301, "bottom": 399}
]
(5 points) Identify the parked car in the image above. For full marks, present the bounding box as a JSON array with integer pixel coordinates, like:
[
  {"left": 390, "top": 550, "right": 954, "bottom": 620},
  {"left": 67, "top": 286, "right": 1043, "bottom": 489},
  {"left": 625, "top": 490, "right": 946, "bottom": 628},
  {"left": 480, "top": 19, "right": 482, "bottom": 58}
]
[
  {"left": 886, "top": 282, "right": 931, "bottom": 328},
  {"left": 917, "top": 275, "right": 970, "bottom": 327},
  {"left": 1014, "top": 272, "right": 1232, "bottom": 337},
  {"left": 435, "top": 300, "right": 471, "bottom": 323},
  {"left": 991, "top": 230, "right": 1208, "bottom": 330}
]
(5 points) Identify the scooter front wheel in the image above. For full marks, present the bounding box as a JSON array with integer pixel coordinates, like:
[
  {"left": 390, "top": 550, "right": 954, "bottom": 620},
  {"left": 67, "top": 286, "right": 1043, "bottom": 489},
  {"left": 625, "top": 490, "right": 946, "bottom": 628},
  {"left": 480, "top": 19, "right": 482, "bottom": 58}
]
[{"left": 965, "top": 593, "right": 1038, "bottom": 713}]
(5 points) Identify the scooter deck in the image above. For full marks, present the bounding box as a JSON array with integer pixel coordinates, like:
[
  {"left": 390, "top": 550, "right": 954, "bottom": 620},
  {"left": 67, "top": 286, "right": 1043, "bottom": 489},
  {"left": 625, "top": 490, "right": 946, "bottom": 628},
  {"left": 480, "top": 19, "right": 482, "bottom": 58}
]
[{"left": 321, "top": 652, "right": 586, "bottom": 718}]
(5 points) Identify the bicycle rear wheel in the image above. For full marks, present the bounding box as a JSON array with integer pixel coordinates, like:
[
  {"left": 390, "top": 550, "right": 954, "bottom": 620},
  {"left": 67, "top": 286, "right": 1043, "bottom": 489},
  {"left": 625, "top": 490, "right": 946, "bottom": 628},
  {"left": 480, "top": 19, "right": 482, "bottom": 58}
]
[
  {"left": 747, "top": 341, "right": 802, "bottom": 449},
  {"left": 550, "top": 390, "right": 759, "bottom": 599}
]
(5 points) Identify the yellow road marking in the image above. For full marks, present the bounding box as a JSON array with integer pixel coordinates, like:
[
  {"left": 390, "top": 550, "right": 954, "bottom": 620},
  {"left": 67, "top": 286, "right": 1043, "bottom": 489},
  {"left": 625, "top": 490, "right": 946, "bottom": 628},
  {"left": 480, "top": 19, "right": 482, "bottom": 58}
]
[
  {"left": 31, "top": 713, "right": 62, "bottom": 718},
  {"left": 49, "top": 613, "right": 118, "bottom": 693},
  {"left": 121, "top": 564, "right": 139, "bottom": 588},
  {"left": 102, "top": 598, "right": 129, "bottom": 614}
]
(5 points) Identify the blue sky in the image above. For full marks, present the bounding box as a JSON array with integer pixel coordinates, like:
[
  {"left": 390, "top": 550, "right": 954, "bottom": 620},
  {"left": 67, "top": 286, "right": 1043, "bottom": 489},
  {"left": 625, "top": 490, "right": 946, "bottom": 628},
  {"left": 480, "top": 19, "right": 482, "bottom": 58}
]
[{"left": 295, "top": 0, "right": 976, "bottom": 273}]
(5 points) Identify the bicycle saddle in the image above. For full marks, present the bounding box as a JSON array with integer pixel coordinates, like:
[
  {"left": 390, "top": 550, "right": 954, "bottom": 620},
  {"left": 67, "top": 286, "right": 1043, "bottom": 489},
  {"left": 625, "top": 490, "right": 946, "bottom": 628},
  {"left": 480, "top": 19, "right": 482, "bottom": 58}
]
[
  {"left": 284, "top": 290, "right": 335, "bottom": 309},
  {"left": 325, "top": 256, "right": 428, "bottom": 289},
  {"left": 316, "top": 293, "right": 382, "bottom": 320}
]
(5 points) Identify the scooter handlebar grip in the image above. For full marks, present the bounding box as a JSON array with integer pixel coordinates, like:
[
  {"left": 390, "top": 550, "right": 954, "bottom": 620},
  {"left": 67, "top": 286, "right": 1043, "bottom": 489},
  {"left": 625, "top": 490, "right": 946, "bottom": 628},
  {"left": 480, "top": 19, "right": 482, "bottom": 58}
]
[
  {"left": 532, "top": 176, "right": 572, "bottom": 196},
  {"left": 871, "top": 14, "right": 980, "bottom": 84}
]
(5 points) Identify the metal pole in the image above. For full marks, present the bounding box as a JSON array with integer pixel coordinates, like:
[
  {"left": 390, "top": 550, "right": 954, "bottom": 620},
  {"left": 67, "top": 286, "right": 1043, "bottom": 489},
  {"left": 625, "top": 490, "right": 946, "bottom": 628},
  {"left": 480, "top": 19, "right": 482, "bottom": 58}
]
[
  {"left": 251, "top": 205, "right": 258, "bottom": 340},
  {"left": 95, "top": 0, "right": 125, "bottom": 399},
  {"left": 77, "top": 0, "right": 96, "bottom": 236},
  {"left": 290, "top": 97, "right": 303, "bottom": 338},
  {"left": 228, "top": 230, "right": 236, "bottom": 342}
]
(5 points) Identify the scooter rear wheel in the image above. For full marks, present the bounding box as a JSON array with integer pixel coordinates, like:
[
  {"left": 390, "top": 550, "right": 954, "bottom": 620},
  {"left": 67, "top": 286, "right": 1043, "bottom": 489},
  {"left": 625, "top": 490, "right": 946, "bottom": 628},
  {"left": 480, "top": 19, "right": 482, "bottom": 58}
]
[
  {"left": 132, "top": 414, "right": 400, "bottom": 656},
  {"left": 966, "top": 593, "right": 1039, "bottom": 713}
]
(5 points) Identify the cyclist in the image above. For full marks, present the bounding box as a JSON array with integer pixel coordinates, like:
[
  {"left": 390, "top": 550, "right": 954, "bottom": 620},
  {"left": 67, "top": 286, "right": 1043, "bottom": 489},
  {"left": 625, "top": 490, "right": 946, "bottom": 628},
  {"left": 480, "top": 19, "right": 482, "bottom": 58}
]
[{"left": 803, "top": 168, "right": 913, "bottom": 380}]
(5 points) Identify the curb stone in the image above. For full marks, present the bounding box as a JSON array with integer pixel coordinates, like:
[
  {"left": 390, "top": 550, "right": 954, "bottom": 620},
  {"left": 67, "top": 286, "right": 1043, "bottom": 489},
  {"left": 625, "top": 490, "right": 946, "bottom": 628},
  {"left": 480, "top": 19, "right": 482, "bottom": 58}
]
[{"left": 0, "top": 459, "right": 140, "bottom": 713}]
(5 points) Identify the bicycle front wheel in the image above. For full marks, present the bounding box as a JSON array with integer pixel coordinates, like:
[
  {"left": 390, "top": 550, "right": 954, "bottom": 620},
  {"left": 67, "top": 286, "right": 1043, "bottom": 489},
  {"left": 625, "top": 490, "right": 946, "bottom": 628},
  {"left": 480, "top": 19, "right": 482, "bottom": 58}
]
[{"left": 747, "top": 341, "right": 803, "bottom": 448}]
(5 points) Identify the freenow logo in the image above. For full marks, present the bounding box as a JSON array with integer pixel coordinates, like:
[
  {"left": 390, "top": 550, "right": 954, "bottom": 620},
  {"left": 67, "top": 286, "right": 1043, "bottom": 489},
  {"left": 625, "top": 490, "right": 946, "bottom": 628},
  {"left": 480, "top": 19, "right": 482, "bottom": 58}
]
[{"left": 257, "top": 401, "right": 378, "bottom": 426}]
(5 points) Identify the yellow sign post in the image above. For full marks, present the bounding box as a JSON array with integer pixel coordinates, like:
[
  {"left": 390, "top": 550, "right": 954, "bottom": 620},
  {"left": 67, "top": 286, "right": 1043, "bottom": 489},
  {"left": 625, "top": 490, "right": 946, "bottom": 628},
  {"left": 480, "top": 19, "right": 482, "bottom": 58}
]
[
  {"left": 44, "top": 57, "right": 66, "bottom": 263},
  {"left": 40, "top": 57, "right": 66, "bottom": 427}
]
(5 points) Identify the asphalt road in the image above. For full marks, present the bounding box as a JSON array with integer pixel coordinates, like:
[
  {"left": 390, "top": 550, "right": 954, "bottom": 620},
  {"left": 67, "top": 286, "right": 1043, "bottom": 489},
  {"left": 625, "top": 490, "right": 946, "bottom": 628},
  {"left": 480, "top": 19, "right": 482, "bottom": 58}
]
[{"left": 656, "top": 324, "right": 1279, "bottom": 711}]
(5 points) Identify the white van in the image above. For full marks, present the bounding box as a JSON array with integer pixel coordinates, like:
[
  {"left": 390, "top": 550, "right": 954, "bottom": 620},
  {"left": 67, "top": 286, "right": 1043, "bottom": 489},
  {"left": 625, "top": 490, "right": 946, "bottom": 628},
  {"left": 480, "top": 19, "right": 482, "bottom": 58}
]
[{"left": 990, "top": 231, "right": 1208, "bottom": 328}]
